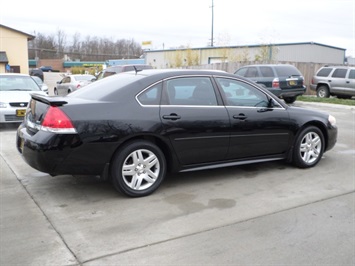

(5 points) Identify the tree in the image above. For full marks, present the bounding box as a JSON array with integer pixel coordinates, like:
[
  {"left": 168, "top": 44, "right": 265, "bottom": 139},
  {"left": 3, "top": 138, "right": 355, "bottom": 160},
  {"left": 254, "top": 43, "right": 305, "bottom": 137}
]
[{"left": 28, "top": 29, "right": 144, "bottom": 61}]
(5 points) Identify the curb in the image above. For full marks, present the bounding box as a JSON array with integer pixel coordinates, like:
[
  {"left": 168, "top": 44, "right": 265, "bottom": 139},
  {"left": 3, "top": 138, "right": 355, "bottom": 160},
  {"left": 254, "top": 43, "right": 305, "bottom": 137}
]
[{"left": 294, "top": 101, "right": 355, "bottom": 110}]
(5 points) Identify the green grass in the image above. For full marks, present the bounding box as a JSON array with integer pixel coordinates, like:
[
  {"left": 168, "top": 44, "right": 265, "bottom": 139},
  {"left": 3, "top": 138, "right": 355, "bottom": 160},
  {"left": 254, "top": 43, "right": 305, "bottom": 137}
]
[{"left": 297, "top": 96, "right": 355, "bottom": 106}]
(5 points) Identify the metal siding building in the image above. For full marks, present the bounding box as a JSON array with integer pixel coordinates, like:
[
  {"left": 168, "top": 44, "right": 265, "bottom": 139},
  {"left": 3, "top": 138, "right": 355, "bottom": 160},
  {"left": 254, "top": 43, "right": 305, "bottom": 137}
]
[
  {"left": 145, "top": 42, "right": 346, "bottom": 69},
  {"left": 276, "top": 43, "right": 345, "bottom": 63}
]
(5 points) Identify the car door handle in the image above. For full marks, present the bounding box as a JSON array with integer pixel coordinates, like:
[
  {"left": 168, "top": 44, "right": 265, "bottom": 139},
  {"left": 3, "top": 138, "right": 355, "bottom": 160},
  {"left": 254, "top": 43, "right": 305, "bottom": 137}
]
[
  {"left": 346, "top": 81, "right": 350, "bottom": 83},
  {"left": 162, "top": 114, "right": 181, "bottom": 120},
  {"left": 328, "top": 80, "right": 332, "bottom": 82},
  {"left": 233, "top": 114, "right": 247, "bottom": 120}
]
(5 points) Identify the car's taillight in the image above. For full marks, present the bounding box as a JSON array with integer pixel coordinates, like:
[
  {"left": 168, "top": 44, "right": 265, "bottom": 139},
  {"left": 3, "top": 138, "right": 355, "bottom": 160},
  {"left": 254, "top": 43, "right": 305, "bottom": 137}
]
[
  {"left": 76, "top": 84, "right": 81, "bottom": 89},
  {"left": 41, "top": 106, "right": 77, "bottom": 133},
  {"left": 272, "top": 78, "right": 279, "bottom": 88}
]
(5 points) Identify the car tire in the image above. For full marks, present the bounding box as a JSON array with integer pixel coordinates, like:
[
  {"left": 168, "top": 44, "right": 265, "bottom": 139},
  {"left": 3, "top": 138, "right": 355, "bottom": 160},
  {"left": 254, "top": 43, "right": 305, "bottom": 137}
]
[
  {"left": 293, "top": 126, "right": 324, "bottom": 168},
  {"left": 316, "top": 86, "right": 330, "bottom": 98},
  {"left": 54, "top": 88, "right": 58, "bottom": 95},
  {"left": 284, "top": 96, "right": 296, "bottom": 104},
  {"left": 111, "top": 140, "right": 166, "bottom": 197}
]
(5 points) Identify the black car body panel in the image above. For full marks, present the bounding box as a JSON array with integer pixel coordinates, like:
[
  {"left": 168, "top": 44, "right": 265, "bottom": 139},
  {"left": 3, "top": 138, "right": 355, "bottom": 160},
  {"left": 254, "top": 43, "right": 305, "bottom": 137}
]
[{"left": 17, "top": 69, "right": 337, "bottom": 196}]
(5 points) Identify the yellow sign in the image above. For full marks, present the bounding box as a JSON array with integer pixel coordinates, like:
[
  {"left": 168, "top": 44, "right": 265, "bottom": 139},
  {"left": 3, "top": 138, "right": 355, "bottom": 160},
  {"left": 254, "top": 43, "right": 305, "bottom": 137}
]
[{"left": 142, "top": 41, "right": 152, "bottom": 46}]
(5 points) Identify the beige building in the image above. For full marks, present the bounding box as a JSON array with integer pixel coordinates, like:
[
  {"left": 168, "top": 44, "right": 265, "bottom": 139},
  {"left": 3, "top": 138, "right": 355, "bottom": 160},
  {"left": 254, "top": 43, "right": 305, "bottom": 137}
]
[{"left": 0, "top": 24, "right": 34, "bottom": 74}]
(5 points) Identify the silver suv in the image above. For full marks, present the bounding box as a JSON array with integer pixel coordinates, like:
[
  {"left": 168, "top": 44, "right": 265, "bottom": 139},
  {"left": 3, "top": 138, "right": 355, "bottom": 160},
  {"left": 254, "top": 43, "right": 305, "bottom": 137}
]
[{"left": 310, "top": 66, "right": 355, "bottom": 99}]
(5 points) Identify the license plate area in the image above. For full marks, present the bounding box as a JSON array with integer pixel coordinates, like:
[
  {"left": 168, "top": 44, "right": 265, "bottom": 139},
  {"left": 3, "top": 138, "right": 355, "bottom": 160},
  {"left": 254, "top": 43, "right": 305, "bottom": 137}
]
[
  {"left": 16, "top": 109, "right": 26, "bottom": 117},
  {"left": 287, "top": 78, "right": 298, "bottom": 86}
]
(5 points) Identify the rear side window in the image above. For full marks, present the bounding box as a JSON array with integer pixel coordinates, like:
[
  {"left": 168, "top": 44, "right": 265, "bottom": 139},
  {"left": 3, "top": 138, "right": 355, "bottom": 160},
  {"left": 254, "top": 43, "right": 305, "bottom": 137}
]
[
  {"left": 332, "top": 69, "right": 347, "bottom": 78},
  {"left": 349, "top": 70, "right": 355, "bottom": 79},
  {"left": 137, "top": 83, "right": 162, "bottom": 105},
  {"left": 165, "top": 77, "right": 217, "bottom": 106},
  {"left": 260, "top": 67, "right": 274, "bottom": 77},
  {"left": 317, "top": 68, "right": 332, "bottom": 77}
]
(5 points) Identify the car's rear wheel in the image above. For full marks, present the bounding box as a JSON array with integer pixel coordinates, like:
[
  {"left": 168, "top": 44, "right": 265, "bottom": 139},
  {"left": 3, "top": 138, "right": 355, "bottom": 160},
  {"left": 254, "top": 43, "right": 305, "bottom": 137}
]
[
  {"left": 111, "top": 140, "right": 166, "bottom": 197},
  {"left": 284, "top": 96, "right": 296, "bottom": 104},
  {"left": 293, "top": 126, "right": 324, "bottom": 168},
  {"left": 316, "top": 86, "right": 330, "bottom": 98}
]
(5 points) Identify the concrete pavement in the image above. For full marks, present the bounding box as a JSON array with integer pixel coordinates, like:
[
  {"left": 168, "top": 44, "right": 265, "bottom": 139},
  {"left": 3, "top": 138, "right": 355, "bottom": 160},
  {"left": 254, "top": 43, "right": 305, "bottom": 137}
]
[{"left": 0, "top": 102, "right": 354, "bottom": 265}]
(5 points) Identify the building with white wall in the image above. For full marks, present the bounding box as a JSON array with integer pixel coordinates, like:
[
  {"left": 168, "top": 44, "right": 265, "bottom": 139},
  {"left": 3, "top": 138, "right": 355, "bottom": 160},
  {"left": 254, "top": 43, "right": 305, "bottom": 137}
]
[{"left": 145, "top": 42, "right": 346, "bottom": 69}]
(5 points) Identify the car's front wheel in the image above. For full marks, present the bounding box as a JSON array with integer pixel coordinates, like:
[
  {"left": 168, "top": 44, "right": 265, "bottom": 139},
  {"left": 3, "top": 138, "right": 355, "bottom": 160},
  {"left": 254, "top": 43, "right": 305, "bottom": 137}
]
[
  {"left": 111, "top": 140, "right": 166, "bottom": 197},
  {"left": 293, "top": 126, "right": 324, "bottom": 168},
  {"left": 316, "top": 86, "right": 330, "bottom": 98}
]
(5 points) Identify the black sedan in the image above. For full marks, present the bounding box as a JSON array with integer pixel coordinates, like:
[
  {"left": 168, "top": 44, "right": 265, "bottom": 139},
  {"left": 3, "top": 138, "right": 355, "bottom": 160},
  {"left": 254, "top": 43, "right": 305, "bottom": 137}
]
[{"left": 16, "top": 69, "right": 337, "bottom": 197}]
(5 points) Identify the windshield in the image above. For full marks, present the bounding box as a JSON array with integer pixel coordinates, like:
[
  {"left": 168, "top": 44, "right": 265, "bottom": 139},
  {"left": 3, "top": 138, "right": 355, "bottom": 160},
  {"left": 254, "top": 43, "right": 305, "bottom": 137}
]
[{"left": 0, "top": 75, "right": 41, "bottom": 91}]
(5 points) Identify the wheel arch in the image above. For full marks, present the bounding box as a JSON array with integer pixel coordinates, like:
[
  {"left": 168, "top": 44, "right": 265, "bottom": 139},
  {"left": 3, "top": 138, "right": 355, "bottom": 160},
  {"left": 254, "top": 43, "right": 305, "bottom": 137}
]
[
  {"left": 287, "top": 121, "right": 329, "bottom": 162},
  {"left": 110, "top": 134, "right": 177, "bottom": 174},
  {"left": 316, "top": 82, "right": 330, "bottom": 90}
]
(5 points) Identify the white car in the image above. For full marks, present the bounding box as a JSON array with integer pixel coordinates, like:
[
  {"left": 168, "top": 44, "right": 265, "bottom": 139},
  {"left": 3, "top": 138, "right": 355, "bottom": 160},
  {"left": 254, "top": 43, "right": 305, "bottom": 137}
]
[
  {"left": 0, "top": 73, "right": 47, "bottom": 123},
  {"left": 54, "top": 74, "right": 96, "bottom": 96}
]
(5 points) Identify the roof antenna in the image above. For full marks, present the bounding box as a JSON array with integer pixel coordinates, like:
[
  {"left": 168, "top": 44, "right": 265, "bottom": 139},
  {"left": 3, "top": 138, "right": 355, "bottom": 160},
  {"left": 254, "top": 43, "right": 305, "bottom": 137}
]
[{"left": 133, "top": 66, "right": 143, "bottom": 75}]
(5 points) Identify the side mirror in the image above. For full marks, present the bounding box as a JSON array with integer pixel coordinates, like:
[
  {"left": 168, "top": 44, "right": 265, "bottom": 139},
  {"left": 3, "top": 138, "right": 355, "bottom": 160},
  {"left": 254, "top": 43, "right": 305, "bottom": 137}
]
[{"left": 268, "top": 98, "right": 275, "bottom": 108}]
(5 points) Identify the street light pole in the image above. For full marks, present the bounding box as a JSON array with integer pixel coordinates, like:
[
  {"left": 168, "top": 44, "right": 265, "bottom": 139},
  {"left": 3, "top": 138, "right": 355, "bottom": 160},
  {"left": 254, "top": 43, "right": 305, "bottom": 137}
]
[{"left": 211, "top": 0, "right": 214, "bottom": 47}]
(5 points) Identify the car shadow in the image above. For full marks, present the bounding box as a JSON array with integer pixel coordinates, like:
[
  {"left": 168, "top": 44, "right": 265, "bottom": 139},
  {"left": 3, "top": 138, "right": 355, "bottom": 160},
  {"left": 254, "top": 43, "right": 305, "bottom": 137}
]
[{"left": 0, "top": 123, "right": 21, "bottom": 131}]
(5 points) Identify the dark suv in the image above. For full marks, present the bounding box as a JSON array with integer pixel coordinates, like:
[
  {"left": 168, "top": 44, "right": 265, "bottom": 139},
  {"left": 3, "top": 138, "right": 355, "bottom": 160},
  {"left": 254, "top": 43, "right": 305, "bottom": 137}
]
[
  {"left": 234, "top": 64, "right": 306, "bottom": 103},
  {"left": 29, "top": 68, "right": 44, "bottom": 81},
  {"left": 310, "top": 66, "right": 355, "bottom": 99}
]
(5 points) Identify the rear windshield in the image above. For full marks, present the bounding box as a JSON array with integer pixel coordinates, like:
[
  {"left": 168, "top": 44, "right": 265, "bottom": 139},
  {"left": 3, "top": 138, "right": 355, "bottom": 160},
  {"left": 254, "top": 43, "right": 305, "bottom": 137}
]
[
  {"left": 274, "top": 66, "right": 301, "bottom": 76},
  {"left": 67, "top": 73, "right": 145, "bottom": 100},
  {"left": 0, "top": 75, "right": 41, "bottom": 91}
]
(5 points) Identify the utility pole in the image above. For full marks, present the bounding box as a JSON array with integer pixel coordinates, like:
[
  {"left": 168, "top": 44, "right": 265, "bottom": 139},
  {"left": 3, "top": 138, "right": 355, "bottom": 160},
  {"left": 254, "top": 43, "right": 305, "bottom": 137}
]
[{"left": 210, "top": 0, "right": 214, "bottom": 47}]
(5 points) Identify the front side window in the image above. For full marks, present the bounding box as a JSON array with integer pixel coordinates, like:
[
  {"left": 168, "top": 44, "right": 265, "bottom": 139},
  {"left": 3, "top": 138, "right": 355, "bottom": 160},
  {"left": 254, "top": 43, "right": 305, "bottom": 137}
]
[
  {"left": 216, "top": 78, "right": 270, "bottom": 107},
  {"left": 245, "top": 67, "right": 259, "bottom": 78},
  {"left": 165, "top": 77, "right": 217, "bottom": 106},
  {"left": 235, "top": 68, "right": 247, "bottom": 76}
]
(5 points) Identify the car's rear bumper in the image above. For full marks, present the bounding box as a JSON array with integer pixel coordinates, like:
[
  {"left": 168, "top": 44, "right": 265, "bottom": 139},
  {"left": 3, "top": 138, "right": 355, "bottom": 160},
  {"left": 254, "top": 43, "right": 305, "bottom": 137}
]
[
  {"left": 268, "top": 87, "right": 306, "bottom": 98},
  {"left": 16, "top": 123, "right": 115, "bottom": 176}
]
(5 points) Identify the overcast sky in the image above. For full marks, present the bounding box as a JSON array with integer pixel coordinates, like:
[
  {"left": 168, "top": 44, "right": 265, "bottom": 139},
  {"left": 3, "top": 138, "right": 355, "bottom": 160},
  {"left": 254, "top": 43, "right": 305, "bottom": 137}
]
[{"left": 1, "top": 0, "right": 354, "bottom": 56}]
